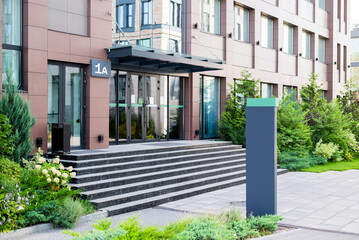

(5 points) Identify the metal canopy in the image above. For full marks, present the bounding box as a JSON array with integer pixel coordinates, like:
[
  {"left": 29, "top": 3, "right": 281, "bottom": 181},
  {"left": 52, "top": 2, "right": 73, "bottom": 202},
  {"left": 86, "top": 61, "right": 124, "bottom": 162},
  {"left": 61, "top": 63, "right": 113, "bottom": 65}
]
[{"left": 106, "top": 45, "right": 223, "bottom": 73}]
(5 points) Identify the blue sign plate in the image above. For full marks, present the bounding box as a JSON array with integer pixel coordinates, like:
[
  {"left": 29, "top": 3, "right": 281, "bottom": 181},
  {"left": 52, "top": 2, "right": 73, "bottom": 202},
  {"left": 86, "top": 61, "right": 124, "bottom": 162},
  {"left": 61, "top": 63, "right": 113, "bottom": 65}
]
[{"left": 90, "top": 59, "right": 111, "bottom": 78}]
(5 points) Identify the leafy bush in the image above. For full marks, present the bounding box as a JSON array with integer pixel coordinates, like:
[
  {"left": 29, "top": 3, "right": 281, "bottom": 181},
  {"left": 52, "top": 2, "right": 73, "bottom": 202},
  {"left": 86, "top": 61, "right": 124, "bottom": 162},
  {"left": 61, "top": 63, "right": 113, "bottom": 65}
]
[
  {"left": 337, "top": 129, "right": 358, "bottom": 152},
  {"left": 324, "top": 135, "right": 351, "bottom": 161},
  {"left": 0, "top": 156, "right": 21, "bottom": 181},
  {"left": 278, "top": 151, "right": 327, "bottom": 171},
  {"left": 313, "top": 139, "right": 341, "bottom": 160},
  {"left": 173, "top": 218, "right": 236, "bottom": 240},
  {"left": 0, "top": 81, "right": 36, "bottom": 163},
  {"left": 277, "top": 96, "right": 312, "bottom": 154},
  {"left": 219, "top": 70, "right": 260, "bottom": 146},
  {"left": 0, "top": 114, "right": 14, "bottom": 157}
]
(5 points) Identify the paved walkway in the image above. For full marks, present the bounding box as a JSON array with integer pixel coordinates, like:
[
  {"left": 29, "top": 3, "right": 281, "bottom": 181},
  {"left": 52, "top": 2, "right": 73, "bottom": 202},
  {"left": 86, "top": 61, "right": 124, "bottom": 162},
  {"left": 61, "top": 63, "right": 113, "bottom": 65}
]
[{"left": 2, "top": 170, "right": 359, "bottom": 240}]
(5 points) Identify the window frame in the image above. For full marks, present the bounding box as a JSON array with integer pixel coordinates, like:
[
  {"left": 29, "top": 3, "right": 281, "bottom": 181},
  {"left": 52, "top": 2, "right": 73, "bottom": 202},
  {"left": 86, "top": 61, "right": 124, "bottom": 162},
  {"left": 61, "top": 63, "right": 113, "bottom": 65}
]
[
  {"left": 319, "top": 0, "right": 326, "bottom": 10},
  {"left": 116, "top": 1, "right": 135, "bottom": 32},
  {"left": 141, "top": 0, "right": 152, "bottom": 26},
  {"left": 137, "top": 38, "right": 152, "bottom": 48},
  {"left": 201, "top": 0, "right": 221, "bottom": 35},
  {"left": 261, "top": 15, "right": 274, "bottom": 49},
  {"left": 233, "top": 5, "right": 250, "bottom": 42},
  {"left": 170, "top": 1, "right": 181, "bottom": 28},
  {"left": 2, "top": 0, "right": 23, "bottom": 90},
  {"left": 302, "top": 30, "right": 311, "bottom": 59},
  {"left": 283, "top": 23, "right": 294, "bottom": 54},
  {"left": 318, "top": 36, "right": 326, "bottom": 63}
]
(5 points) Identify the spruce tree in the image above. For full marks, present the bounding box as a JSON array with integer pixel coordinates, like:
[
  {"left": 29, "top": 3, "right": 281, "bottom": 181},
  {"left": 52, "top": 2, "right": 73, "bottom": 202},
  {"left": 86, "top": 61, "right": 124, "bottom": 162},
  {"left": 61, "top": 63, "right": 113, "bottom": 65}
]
[{"left": 0, "top": 80, "right": 36, "bottom": 163}]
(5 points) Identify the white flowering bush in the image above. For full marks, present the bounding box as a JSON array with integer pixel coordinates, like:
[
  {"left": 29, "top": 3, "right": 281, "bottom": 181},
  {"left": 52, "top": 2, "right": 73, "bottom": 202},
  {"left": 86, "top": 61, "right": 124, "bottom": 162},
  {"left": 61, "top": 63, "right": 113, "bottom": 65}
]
[
  {"left": 22, "top": 148, "right": 76, "bottom": 191},
  {"left": 313, "top": 139, "right": 342, "bottom": 161}
]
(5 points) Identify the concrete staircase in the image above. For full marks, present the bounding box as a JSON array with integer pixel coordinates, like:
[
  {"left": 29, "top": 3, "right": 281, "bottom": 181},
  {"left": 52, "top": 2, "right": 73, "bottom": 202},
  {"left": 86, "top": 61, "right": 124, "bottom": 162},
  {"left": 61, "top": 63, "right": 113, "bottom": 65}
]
[{"left": 60, "top": 142, "right": 287, "bottom": 216}]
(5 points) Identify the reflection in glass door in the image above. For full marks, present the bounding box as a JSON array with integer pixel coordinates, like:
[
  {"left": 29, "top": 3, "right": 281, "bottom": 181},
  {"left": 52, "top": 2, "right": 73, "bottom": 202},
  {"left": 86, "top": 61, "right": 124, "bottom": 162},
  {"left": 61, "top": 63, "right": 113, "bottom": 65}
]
[
  {"left": 200, "top": 76, "right": 220, "bottom": 139},
  {"left": 129, "top": 75, "right": 143, "bottom": 140},
  {"left": 145, "top": 76, "right": 159, "bottom": 140},
  {"left": 47, "top": 63, "right": 85, "bottom": 149}
]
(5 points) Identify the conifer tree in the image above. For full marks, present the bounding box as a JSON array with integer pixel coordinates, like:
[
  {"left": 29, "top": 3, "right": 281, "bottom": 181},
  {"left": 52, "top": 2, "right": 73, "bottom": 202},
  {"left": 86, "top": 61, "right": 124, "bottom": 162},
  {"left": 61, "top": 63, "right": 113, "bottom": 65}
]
[{"left": 0, "top": 80, "right": 36, "bottom": 163}]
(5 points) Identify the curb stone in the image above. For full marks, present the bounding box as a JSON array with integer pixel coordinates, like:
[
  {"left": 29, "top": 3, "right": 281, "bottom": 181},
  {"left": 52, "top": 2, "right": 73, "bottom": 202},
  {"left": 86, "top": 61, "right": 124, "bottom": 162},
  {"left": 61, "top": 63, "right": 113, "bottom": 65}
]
[{"left": 0, "top": 210, "right": 108, "bottom": 240}]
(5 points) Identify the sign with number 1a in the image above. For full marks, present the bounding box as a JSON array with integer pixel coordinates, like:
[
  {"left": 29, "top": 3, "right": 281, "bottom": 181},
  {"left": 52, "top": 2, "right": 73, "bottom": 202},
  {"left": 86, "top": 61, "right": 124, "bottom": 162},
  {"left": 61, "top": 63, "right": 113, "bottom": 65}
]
[{"left": 90, "top": 59, "right": 111, "bottom": 78}]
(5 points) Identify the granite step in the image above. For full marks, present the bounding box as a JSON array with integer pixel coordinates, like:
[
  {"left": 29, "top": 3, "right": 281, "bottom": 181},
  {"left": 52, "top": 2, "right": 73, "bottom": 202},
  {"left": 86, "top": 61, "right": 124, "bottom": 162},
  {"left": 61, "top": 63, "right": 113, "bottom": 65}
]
[
  {"left": 72, "top": 149, "right": 245, "bottom": 175},
  {"left": 80, "top": 165, "right": 247, "bottom": 200},
  {"left": 72, "top": 154, "right": 246, "bottom": 183}
]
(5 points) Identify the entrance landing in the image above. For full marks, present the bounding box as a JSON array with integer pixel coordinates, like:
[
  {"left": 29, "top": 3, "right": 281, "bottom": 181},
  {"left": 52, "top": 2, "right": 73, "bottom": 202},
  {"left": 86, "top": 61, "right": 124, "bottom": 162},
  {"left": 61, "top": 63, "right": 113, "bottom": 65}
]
[{"left": 67, "top": 140, "right": 231, "bottom": 157}]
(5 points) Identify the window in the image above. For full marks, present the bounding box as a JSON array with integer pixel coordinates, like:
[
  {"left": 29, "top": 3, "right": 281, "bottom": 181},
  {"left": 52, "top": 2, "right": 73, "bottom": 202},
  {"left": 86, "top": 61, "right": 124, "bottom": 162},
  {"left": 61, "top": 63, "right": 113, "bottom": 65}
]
[
  {"left": 2, "top": 0, "right": 22, "bottom": 88},
  {"left": 261, "top": 83, "right": 274, "bottom": 98},
  {"left": 283, "top": 24, "right": 294, "bottom": 54},
  {"left": 201, "top": 0, "right": 221, "bottom": 34},
  {"left": 283, "top": 86, "right": 297, "bottom": 101},
  {"left": 234, "top": 5, "right": 249, "bottom": 42},
  {"left": 302, "top": 31, "right": 311, "bottom": 59},
  {"left": 137, "top": 38, "right": 151, "bottom": 48},
  {"left": 170, "top": 1, "right": 181, "bottom": 28},
  {"left": 117, "top": 3, "right": 135, "bottom": 30},
  {"left": 169, "top": 39, "right": 179, "bottom": 53},
  {"left": 142, "top": 0, "right": 152, "bottom": 25},
  {"left": 319, "top": 0, "right": 326, "bottom": 10},
  {"left": 261, "top": 15, "right": 274, "bottom": 49},
  {"left": 318, "top": 37, "right": 326, "bottom": 63}
]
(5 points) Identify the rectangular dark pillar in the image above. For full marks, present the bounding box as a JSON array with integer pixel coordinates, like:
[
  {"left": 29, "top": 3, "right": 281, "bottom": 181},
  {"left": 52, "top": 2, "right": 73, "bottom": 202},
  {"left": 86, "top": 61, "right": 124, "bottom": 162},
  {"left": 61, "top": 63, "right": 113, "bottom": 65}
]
[{"left": 246, "top": 98, "right": 279, "bottom": 217}]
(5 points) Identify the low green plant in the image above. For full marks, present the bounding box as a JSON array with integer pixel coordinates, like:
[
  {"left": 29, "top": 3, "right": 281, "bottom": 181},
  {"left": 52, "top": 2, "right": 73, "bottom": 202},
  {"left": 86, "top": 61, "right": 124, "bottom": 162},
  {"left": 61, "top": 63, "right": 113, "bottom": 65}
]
[
  {"left": 0, "top": 114, "right": 14, "bottom": 157},
  {"left": 278, "top": 151, "right": 327, "bottom": 171},
  {"left": 325, "top": 135, "right": 351, "bottom": 161},
  {"left": 0, "top": 156, "right": 21, "bottom": 181}
]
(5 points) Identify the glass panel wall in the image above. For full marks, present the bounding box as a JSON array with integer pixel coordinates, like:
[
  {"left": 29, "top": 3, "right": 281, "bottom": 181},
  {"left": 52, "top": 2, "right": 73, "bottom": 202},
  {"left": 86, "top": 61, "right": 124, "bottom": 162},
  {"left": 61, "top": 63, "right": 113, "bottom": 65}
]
[
  {"left": 160, "top": 76, "right": 168, "bottom": 139},
  {"left": 145, "top": 76, "right": 159, "bottom": 139},
  {"left": 109, "top": 71, "right": 117, "bottom": 142},
  {"left": 47, "top": 65, "right": 60, "bottom": 150},
  {"left": 169, "top": 77, "right": 184, "bottom": 139},
  {"left": 130, "top": 75, "right": 143, "bottom": 140}
]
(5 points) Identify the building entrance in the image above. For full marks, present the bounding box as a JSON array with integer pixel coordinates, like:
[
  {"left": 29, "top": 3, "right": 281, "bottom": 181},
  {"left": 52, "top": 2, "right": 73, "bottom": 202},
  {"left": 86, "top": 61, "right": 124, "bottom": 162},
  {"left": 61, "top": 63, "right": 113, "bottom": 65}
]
[{"left": 109, "top": 71, "right": 184, "bottom": 144}]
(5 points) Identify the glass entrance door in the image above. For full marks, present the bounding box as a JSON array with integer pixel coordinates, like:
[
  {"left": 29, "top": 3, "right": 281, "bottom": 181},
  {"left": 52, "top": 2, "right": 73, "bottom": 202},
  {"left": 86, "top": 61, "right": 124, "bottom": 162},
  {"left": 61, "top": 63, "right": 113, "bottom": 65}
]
[
  {"left": 109, "top": 71, "right": 185, "bottom": 144},
  {"left": 200, "top": 76, "right": 220, "bottom": 139},
  {"left": 47, "top": 63, "right": 85, "bottom": 149}
]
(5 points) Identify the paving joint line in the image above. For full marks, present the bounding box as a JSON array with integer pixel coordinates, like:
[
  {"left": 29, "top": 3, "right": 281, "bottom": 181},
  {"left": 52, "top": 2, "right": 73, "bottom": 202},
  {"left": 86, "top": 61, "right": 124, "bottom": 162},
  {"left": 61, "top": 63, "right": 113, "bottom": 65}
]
[{"left": 278, "top": 223, "right": 359, "bottom": 236}]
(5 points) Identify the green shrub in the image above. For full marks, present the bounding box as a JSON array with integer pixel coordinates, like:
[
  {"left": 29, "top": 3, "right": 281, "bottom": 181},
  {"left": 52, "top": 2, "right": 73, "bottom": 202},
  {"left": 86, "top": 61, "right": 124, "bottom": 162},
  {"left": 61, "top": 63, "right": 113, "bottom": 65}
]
[
  {"left": 278, "top": 151, "right": 326, "bottom": 171},
  {"left": 0, "top": 114, "right": 14, "bottom": 156},
  {"left": 337, "top": 129, "right": 358, "bottom": 152},
  {"left": 219, "top": 70, "right": 260, "bottom": 146},
  {"left": 0, "top": 81, "right": 36, "bottom": 163},
  {"left": 277, "top": 96, "right": 312, "bottom": 154},
  {"left": 313, "top": 139, "right": 340, "bottom": 160},
  {"left": 0, "top": 156, "right": 21, "bottom": 181},
  {"left": 56, "top": 197, "right": 84, "bottom": 228},
  {"left": 172, "top": 218, "right": 236, "bottom": 240}
]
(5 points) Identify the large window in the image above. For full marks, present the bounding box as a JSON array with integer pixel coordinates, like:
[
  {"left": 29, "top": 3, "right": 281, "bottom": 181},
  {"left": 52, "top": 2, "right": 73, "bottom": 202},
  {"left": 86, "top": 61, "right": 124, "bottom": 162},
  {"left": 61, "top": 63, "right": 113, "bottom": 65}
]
[
  {"left": 318, "top": 37, "right": 326, "bottom": 63},
  {"left": 234, "top": 5, "right": 249, "bottom": 42},
  {"left": 261, "top": 83, "right": 274, "bottom": 98},
  {"left": 169, "top": 39, "right": 179, "bottom": 53},
  {"left": 283, "top": 86, "right": 297, "bottom": 101},
  {"left": 319, "top": 0, "right": 326, "bottom": 10},
  {"left": 302, "top": 31, "right": 311, "bottom": 59},
  {"left": 170, "top": 1, "right": 181, "bottom": 28},
  {"left": 283, "top": 23, "right": 294, "bottom": 54},
  {"left": 117, "top": 3, "right": 135, "bottom": 30},
  {"left": 201, "top": 0, "right": 220, "bottom": 34},
  {"left": 137, "top": 38, "right": 151, "bottom": 48},
  {"left": 261, "top": 15, "right": 274, "bottom": 49},
  {"left": 2, "top": 0, "right": 22, "bottom": 88},
  {"left": 142, "top": 0, "right": 152, "bottom": 25}
]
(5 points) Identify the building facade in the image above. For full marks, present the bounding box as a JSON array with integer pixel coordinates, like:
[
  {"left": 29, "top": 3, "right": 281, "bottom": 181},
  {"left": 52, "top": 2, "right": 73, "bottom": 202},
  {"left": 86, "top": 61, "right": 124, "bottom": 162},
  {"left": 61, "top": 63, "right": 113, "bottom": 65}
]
[
  {"left": 351, "top": 25, "right": 359, "bottom": 82},
  {"left": 0, "top": 0, "right": 351, "bottom": 153},
  {"left": 1, "top": 0, "right": 113, "bottom": 152}
]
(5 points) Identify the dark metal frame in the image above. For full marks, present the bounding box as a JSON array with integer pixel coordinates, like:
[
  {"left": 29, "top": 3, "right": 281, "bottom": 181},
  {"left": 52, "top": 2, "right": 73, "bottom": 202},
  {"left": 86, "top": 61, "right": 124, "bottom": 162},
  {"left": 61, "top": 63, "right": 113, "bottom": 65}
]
[{"left": 48, "top": 61, "right": 86, "bottom": 149}]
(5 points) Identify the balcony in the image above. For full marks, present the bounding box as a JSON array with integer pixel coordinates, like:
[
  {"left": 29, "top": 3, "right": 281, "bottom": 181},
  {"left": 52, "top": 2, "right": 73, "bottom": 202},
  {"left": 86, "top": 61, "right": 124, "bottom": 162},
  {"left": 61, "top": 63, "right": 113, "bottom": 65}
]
[
  {"left": 317, "top": 9, "right": 328, "bottom": 28},
  {"left": 301, "top": 0, "right": 313, "bottom": 22}
]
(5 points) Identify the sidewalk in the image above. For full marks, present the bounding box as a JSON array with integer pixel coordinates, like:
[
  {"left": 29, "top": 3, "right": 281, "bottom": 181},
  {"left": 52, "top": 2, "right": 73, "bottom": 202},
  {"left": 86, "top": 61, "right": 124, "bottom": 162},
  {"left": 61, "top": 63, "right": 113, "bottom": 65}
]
[{"left": 2, "top": 170, "right": 359, "bottom": 240}]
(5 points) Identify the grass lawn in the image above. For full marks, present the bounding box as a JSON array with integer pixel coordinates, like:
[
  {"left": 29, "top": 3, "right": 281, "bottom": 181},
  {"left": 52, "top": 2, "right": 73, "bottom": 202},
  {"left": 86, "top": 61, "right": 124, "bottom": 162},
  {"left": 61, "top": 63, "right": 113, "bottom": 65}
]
[{"left": 301, "top": 157, "right": 359, "bottom": 173}]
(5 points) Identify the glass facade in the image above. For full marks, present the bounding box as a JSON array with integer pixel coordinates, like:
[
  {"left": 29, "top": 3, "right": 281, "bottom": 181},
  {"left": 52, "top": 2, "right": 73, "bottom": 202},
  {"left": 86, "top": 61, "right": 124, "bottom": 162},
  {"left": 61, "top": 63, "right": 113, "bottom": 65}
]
[
  {"left": 234, "top": 5, "right": 249, "bottom": 42},
  {"left": 201, "top": 0, "right": 221, "bottom": 34},
  {"left": 200, "top": 76, "right": 220, "bottom": 139},
  {"left": 261, "top": 16, "right": 274, "bottom": 49},
  {"left": 2, "top": 0, "right": 22, "bottom": 87}
]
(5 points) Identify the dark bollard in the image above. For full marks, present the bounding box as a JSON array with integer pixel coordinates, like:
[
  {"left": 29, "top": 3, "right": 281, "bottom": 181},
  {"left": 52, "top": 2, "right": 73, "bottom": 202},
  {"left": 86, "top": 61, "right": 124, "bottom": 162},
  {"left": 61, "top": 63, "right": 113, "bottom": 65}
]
[{"left": 246, "top": 98, "right": 279, "bottom": 217}]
